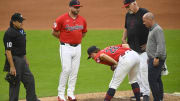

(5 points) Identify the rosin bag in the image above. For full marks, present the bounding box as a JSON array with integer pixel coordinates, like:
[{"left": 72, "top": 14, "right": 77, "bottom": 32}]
[{"left": 161, "top": 61, "right": 169, "bottom": 76}]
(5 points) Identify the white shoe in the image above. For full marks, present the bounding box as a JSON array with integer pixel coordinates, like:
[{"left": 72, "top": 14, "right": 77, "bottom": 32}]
[
  {"left": 67, "top": 93, "right": 76, "bottom": 101},
  {"left": 58, "top": 95, "right": 66, "bottom": 101}
]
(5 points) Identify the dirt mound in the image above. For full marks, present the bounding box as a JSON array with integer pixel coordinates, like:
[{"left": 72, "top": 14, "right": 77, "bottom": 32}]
[{"left": 19, "top": 91, "right": 180, "bottom": 101}]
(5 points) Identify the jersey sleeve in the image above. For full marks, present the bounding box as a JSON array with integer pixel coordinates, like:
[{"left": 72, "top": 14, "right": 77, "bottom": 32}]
[
  {"left": 52, "top": 17, "right": 62, "bottom": 31},
  {"left": 82, "top": 18, "right": 87, "bottom": 33},
  {"left": 3, "top": 32, "right": 13, "bottom": 50}
]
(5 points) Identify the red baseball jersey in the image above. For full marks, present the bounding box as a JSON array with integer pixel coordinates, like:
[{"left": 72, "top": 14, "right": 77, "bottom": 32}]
[
  {"left": 53, "top": 13, "right": 87, "bottom": 44},
  {"left": 94, "top": 45, "right": 131, "bottom": 66}
]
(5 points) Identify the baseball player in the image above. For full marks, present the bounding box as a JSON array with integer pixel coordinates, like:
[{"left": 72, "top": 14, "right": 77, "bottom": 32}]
[
  {"left": 52, "top": 0, "right": 87, "bottom": 101},
  {"left": 87, "top": 44, "right": 141, "bottom": 101},
  {"left": 122, "top": 0, "right": 150, "bottom": 100}
]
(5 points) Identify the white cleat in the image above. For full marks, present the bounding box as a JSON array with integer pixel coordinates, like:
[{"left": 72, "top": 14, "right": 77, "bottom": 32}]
[{"left": 58, "top": 95, "right": 66, "bottom": 101}]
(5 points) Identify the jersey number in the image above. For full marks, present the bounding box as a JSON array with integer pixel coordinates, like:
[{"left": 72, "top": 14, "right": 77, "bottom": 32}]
[
  {"left": 7, "top": 42, "right": 12, "bottom": 48},
  {"left": 106, "top": 46, "right": 119, "bottom": 53}
]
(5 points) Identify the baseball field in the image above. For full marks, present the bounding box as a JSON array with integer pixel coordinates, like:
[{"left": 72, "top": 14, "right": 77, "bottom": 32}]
[
  {"left": 0, "top": 0, "right": 180, "bottom": 101},
  {"left": 0, "top": 30, "right": 180, "bottom": 101}
]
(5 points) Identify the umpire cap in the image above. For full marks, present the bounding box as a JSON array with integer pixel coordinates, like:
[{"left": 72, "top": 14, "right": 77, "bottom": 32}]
[
  {"left": 11, "top": 13, "right": 25, "bottom": 23},
  {"left": 87, "top": 46, "right": 99, "bottom": 59},
  {"left": 122, "top": 0, "right": 135, "bottom": 8}
]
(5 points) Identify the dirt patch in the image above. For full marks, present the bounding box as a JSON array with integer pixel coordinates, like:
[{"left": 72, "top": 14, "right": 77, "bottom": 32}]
[{"left": 19, "top": 91, "right": 180, "bottom": 101}]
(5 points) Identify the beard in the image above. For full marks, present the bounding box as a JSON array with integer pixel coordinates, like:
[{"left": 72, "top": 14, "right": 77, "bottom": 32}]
[
  {"left": 72, "top": 10, "right": 79, "bottom": 16},
  {"left": 128, "top": 10, "right": 134, "bottom": 14}
]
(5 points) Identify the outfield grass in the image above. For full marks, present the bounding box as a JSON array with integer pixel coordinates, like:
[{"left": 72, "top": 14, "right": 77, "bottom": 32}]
[{"left": 0, "top": 30, "right": 180, "bottom": 101}]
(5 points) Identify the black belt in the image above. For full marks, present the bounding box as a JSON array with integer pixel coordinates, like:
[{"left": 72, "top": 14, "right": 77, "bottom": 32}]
[{"left": 60, "top": 42, "right": 79, "bottom": 47}]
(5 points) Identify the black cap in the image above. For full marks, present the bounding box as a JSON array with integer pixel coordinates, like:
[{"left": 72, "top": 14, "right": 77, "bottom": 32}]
[
  {"left": 69, "top": 0, "right": 82, "bottom": 7},
  {"left": 122, "top": 0, "right": 135, "bottom": 8},
  {"left": 87, "top": 46, "right": 99, "bottom": 59},
  {"left": 11, "top": 13, "right": 25, "bottom": 23}
]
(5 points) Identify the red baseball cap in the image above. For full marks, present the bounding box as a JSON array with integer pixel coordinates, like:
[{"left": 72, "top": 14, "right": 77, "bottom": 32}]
[
  {"left": 69, "top": 0, "right": 83, "bottom": 7},
  {"left": 122, "top": 0, "right": 135, "bottom": 8}
]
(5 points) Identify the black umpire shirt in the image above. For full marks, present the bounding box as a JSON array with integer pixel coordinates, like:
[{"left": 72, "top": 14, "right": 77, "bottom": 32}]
[
  {"left": 3, "top": 26, "right": 26, "bottom": 71},
  {"left": 125, "top": 8, "right": 149, "bottom": 53}
]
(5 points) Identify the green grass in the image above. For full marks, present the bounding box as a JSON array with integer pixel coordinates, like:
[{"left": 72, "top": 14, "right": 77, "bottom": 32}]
[{"left": 0, "top": 29, "right": 180, "bottom": 101}]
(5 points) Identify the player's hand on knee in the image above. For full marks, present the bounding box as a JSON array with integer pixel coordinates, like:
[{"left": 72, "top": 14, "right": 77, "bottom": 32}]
[{"left": 110, "top": 65, "right": 117, "bottom": 71}]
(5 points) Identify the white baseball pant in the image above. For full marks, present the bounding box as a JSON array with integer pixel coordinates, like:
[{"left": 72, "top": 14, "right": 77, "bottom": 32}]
[
  {"left": 137, "top": 52, "right": 150, "bottom": 96},
  {"left": 109, "top": 50, "right": 140, "bottom": 89},
  {"left": 58, "top": 43, "right": 81, "bottom": 97}
]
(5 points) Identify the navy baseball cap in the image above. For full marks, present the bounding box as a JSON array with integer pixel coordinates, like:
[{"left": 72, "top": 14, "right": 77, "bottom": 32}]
[
  {"left": 11, "top": 13, "right": 25, "bottom": 23},
  {"left": 87, "top": 46, "right": 98, "bottom": 59},
  {"left": 122, "top": 0, "right": 135, "bottom": 8},
  {"left": 69, "top": 0, "right": 82, "bottom": 7}
]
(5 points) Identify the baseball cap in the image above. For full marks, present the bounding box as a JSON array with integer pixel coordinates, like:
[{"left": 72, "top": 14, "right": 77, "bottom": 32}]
[
  {"left": 122, "top": 0, "right": 135, "bottom": 8},
  {"left": 11, "top": 13, "right": 25, "bottom": 23},
  {"left": 87, "top": 46, "right": 98, "bottom": 59},
  {"left": 69, "top": 0, "right": 82, "bottom": 7}
]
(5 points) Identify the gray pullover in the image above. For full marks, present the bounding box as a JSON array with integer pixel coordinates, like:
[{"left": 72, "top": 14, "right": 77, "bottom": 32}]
[{"left": 146, "top": 24, "right": 166, "bottom": 60}]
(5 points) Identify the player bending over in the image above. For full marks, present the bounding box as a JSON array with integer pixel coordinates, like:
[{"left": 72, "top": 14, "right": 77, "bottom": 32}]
[{"left": 87, "top": 44, "right": 141, "bottom": 101}]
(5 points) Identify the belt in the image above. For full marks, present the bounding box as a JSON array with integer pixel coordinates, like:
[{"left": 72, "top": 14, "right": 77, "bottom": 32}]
[{"left": 60, "top": 42, "right": 79, "bottom": 47}]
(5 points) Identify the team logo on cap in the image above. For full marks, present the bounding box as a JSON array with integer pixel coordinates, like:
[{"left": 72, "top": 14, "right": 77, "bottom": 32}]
[{"left": 53, "top": 22, "right": 57, "bottom": 28}]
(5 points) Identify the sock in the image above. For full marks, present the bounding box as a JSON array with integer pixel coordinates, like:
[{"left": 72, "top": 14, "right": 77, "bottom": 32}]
[
  {"left": 131, "top": 82, "right": 140, "bottom": 101},
  {"left": 104, "top": 88, "right": 116, "bottom": 101}
]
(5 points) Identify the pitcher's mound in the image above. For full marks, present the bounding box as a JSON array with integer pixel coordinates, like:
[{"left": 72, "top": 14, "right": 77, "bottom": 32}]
[{"left": 20, "top": 91, "right": 180, "bottom": 101}]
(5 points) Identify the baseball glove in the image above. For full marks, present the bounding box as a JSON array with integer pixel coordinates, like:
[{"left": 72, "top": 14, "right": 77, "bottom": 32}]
[{"left": 5, "top": 73, "right": 19, "bottom": 86}]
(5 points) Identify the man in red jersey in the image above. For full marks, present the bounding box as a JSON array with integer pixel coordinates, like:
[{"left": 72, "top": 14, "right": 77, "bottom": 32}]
[
  {"left": 87, "top": 44, "right": 141, "bottom": 101},
  {"left": 52, "top": 0, "right": 87, "bottom": 101}
]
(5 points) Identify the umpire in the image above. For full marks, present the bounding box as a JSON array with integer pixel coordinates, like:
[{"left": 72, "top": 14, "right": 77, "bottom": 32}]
[{"left": 3, "top": 13, "right": 39, "bottom": 101}]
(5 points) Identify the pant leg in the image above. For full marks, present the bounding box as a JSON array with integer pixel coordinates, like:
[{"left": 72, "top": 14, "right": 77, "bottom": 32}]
[
  {"left": 58, "top": 45, "right": 72, "bottom": 96},
  {"left": 9, "top": 56, "right": 23, "bottom": 101},
  {"left": 158, "top": 75, "right": 164, "bottom": 100},
  {"left": 148, "top": 58, "right": 164, "bottom": 101},
  {"left": 138, "top": 52, "right": 150, "bottom": 96},
  {"left": 109, "top": 51, "right": 139, "bottom": 89},
  {"left": 67, "top": 45, "right": 81, "bottom": 95},
  {"left": 128, "top": 52, "right": 141, "bottom": 101},
  {"left": 9, "top": 82, "right": 20, "bottom": 101},
  {"left": 21, "top": 63, "right": 38, "bottom": 101},
  {"left": 128, "top": 53, "right": 140, "bottom": 84}
]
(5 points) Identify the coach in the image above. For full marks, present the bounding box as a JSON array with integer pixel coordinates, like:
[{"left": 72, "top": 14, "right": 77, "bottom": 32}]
[
  {"left": 121, "top": 0, "right": 150, "bottom": 100},
  {"left": 143, "top": 12, "right": 167, "bottom": 101}
]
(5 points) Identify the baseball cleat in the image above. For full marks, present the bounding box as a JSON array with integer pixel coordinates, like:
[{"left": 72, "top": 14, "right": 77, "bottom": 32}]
[
  {"left": 58, "top": 96, "right": 66, "bottom": 101},
  {"left": 67, "top": 96, "right": 77, "bottom": 101}
]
